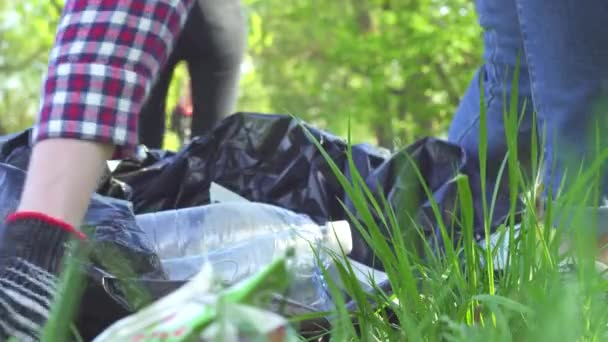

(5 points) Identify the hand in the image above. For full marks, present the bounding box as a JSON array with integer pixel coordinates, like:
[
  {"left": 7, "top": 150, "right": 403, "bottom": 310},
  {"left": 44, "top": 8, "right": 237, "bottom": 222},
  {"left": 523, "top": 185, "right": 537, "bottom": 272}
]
[{"left": 0, "top": 214, "right": 75, "bottom": 341}]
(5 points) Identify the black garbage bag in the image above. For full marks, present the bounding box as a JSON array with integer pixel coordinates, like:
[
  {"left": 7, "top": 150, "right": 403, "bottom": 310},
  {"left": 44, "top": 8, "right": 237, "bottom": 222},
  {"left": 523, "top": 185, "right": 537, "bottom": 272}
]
[
  {"left": 101, "top": 112, "right": 514, "bottom": 266},
  {"left": 0, "top": 129, "right": 31, "bottom": 171},
  {"left": 103, "top": 113, "right": 388, "bottom": 224},
  {"left": 350, "top": 137, "right": 465, "bottom": 261},
  {"left": 0, "top": 112, "right": 519, "bottom": 339},
  {"left": 0, "top": 115, "right": 513, "bottom": 263},
  {"left": 0, "top": 163, "right": 28, "bottom": 221}
]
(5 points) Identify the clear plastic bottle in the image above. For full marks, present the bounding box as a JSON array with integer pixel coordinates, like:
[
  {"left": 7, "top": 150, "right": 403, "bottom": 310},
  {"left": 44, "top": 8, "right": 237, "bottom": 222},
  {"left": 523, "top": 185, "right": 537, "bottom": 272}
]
[
  {"left": 135, "top": 202, "right": 352, "bottom": 311},
  {"left": 136, "top": 202, "right": 343, "bottom": 258}
]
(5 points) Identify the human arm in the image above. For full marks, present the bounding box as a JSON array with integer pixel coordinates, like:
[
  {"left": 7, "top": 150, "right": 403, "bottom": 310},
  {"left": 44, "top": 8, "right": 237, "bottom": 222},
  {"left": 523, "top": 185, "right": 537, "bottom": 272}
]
[{"left": 0, "top": 0, "right": 196, "bottom": 339}]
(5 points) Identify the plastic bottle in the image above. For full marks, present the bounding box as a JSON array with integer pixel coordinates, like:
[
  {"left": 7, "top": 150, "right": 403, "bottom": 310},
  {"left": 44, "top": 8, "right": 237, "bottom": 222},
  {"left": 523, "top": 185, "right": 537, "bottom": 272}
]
[
  {"left": 135, "top": 202, "right": 352, "bottom": 266},
  {"left": 135, "top": 202, "right": 343, "bottom": 258},
  {"left": 135, "top": 202, "right": 352, "bottom": 311},
  {"left": 156, "top": 219, "right": 350, "bottom": 276}
]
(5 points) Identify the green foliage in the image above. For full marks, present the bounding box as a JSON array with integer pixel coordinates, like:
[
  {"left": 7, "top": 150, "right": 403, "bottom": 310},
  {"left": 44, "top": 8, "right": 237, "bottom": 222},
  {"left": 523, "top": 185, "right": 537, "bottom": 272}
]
[
  {"left": 0, "top": 0, "right": 63, "bottom": 134},
  {"left": 0, "top": 0, "right": 481, "bottom": 150},
  {"left": 241, "top": 0, "right": 482, "bottom": 148}
]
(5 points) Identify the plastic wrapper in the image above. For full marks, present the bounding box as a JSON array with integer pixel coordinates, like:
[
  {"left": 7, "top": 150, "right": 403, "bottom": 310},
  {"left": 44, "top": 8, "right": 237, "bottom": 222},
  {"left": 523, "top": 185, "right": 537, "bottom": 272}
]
[
  {"left": 78, "top": 195, "right": 168, "bottom": 340},
  {"left": 94, "top": 257, "right": 298, "bottom": 342},
  {"left": 97, "top": 256, "right": 391, "bottom": 339}
]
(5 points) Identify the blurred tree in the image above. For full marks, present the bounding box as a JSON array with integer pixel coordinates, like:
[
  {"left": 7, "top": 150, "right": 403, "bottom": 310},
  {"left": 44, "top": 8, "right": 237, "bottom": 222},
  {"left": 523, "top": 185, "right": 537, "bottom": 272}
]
[
  {"left": 241, "top": 0, "right": 482, "bottom": 149},
  {"left": 0, "top": 0, "right": 62, "bottom": 132},
  {"left": 0, "top": 0, "right": 482, "bottom": 151}
]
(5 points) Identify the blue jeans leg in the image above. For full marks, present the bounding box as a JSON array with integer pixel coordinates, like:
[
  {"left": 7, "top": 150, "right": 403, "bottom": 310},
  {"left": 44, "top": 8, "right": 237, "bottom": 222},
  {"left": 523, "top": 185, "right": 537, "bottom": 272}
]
[
  {"left": 449, "top": 0, "right": 535, "bottom": 172},
  {"left": 451, "top": 0, "right": 608, "bottom": 204},
  {"left": 448, "top": 0, "right": 535, "bottom": 223},
  {"left": 514, "top": 0, "right": 608, "bottom": 201}
]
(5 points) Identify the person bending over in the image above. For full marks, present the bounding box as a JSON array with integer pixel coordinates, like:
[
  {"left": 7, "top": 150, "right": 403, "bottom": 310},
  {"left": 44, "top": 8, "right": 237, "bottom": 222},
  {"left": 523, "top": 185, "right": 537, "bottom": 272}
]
[{"left": 0, "top": 0, "right": 244, "bottom": 340}]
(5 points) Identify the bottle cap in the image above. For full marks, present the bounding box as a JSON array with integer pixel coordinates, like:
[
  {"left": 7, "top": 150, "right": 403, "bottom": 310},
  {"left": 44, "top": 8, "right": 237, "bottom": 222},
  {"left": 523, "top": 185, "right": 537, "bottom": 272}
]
[{"left": 324, "top": 220, "right": 353, "bottom": 255}]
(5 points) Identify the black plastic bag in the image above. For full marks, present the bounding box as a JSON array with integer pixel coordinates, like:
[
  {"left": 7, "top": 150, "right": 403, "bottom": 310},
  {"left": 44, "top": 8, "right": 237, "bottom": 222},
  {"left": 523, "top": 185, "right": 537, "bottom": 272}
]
[
  {"left": 0, "top": 112, "right": 517, "bottom": 339},
  {"left": 0, "top": 163, "right": 27, "bottom": 222},
  {"left": 0, "top": 115, "right": 507, "bottom": 260},
  {"left": 103, "top": 113, "right": 388, "bottom": 223},
  {"left": 102, "top": 113, "right": 507, "bottom": 266},
  {"left": 0, "top": 129, "right": 31, "bottom": 171},
  {"left": 348, "top": 137, "right": 466, "bottom": 261}
]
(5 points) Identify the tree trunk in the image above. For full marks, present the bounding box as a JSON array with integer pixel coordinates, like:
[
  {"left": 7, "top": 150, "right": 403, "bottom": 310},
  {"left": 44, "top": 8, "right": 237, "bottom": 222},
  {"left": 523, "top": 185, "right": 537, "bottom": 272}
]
[
  {"left": 374, "top": 120, "right": 394, "bottom": 149},
  {"left": 351, "top": 0, "right": 374, "bottom": 34}
]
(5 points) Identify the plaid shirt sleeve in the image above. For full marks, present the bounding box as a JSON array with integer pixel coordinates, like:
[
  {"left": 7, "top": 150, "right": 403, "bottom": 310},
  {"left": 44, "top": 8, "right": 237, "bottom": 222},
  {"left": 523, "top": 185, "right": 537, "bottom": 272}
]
[{"left": 32, "top": 0, "right": 196, "bottom": 158}]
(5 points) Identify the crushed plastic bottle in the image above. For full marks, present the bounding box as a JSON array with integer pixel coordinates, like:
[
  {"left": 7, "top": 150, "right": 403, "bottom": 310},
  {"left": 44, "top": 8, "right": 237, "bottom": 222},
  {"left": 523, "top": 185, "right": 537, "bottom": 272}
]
[
  {"left": 136, "top": 202, "right": 351, "bottom": 258},
  {"left": 135, "top": 202, "right": 353, "bottom": 311}
]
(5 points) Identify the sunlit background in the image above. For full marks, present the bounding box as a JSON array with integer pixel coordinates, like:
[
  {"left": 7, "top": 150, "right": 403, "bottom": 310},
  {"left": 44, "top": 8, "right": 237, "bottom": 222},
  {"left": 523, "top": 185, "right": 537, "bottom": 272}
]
[{"left": 0, "top": 0, "right": 482, "bottom": 151}]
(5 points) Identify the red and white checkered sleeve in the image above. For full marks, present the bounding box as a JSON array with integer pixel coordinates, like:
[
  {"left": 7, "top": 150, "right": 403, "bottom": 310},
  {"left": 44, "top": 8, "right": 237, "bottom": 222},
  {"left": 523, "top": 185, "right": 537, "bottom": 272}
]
[{"left": 32, "top": 0, "right": 195, "bottom": 158}]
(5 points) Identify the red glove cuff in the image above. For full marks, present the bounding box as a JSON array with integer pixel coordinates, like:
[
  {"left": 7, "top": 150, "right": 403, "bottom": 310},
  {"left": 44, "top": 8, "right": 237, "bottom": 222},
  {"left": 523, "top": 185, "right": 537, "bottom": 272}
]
[{"left": 6, "top": 212, "right": 87, "bottom": 240}]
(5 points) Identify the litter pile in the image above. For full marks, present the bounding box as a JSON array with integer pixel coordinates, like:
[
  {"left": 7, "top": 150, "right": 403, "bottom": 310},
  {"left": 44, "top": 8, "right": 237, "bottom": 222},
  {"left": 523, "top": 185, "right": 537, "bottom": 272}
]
[{"left": 0, "top": 112, "right": 514, "bottom": 340}]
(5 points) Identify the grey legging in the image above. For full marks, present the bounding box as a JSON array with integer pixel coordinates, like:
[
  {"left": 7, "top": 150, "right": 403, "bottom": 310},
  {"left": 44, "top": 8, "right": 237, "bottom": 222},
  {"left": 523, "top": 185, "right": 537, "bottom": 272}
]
[{"left": 138, "top": 0, "right": 246, "bottom": 149}]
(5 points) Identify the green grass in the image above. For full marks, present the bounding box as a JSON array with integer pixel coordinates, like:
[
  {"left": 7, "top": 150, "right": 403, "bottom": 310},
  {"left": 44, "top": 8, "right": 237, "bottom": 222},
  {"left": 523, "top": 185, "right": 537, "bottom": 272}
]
[
  {"left": 300, "top": 58, "right": 608, "bottom": 341},
  {"left": 39, "top": 62, "right": 608, "bottom": 341}
]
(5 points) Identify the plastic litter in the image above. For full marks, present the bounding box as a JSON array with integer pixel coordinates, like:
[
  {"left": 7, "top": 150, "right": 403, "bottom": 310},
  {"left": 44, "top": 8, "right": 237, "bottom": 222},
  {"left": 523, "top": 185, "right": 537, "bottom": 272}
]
[
  {"left": 0, "top": 112, "right": 521, "bottom": 338},
  {"left": 96, "top": 113, "right": 518, "bottom": 267},
  {"left": 94, "top": 257, "right": 297, "bottom": 342},
  {"left": 136, "top": 202, "right": 352, "bottom": 276},
  {"left": 136, "top": 201, "right": 352, "bottom": 312},
  {"left": 0, "top": 113, "right": 516, "bottom": 266}
]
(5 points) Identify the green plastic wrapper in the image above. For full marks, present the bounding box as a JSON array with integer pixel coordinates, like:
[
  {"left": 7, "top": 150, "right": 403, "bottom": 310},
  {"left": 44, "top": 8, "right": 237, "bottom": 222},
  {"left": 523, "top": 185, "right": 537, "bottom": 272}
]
[{"left": 93, "top": 256, "right": 298, "bottom": 342}]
